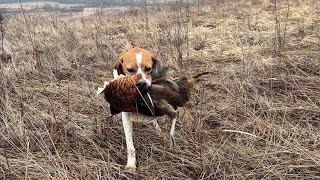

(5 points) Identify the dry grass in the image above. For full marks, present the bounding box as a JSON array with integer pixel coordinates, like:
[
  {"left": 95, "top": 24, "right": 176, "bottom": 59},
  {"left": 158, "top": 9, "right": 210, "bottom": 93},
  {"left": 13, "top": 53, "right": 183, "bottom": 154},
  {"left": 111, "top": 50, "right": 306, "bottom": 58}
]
[{"left": 1, "top": 0, "right": 320, "bottom": 179}]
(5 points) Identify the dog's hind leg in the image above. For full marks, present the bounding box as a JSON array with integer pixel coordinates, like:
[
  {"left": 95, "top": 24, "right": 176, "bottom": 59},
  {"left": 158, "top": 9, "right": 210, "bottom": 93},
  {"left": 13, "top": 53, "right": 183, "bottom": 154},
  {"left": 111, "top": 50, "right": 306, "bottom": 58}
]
[
  {"left": 150, "top": 118, "right": 161, "bottom": 133},
  {"left": 155, "top": 99, "right": 177, "bottom": 148},
  {"left": 170, "top": 117, "right": 177, "bottom": 148}
]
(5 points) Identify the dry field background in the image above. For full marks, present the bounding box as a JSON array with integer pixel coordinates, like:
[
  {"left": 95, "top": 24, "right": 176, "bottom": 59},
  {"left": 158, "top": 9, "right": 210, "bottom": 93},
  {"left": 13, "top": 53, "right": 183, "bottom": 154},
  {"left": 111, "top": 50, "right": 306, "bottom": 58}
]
[{"left": 0, "top": 0, "right": 320, "bottom": 179}]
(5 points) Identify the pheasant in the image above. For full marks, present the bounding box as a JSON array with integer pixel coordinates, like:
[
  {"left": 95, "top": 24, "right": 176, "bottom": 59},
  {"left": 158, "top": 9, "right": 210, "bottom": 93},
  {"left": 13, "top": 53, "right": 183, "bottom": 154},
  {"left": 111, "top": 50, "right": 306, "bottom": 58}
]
[
  {"left": 96, "top": 68, "right": 209, "bottom": 118},
  {"left": 135, "top": 70, "right": 210, "bottom": 147},
  {"left": 96, "top": 67, "right": 209, "bottom": 147},
  {"left": 97, "top": 73, "right": 146, "bottom": 115},
  {"left": 136, "top": 71, "right": 210, "bottom": 117}
]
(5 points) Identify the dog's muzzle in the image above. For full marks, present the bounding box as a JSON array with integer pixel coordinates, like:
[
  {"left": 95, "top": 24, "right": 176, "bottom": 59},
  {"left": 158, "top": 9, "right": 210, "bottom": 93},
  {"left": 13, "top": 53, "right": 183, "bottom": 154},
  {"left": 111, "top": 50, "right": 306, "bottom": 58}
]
[{"left": 136, "top": 80, "right": 150, "bottom": 94}]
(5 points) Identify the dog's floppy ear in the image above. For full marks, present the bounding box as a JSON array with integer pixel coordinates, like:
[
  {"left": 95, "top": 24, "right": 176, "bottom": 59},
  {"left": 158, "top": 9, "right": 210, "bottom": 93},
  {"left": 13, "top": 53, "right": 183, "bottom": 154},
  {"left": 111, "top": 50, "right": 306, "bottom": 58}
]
[
  {"left": 152, "top": 56, "right": 160, "bottom": 74},
  {"left": 114, "top": 56, "right": 125, "bottom": 75}
]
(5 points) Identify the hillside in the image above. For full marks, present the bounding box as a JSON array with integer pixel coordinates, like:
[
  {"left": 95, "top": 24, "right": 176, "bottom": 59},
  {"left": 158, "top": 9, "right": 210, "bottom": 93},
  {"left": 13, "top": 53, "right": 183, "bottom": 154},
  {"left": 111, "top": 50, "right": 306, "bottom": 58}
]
[{"left": 0, "top": 0, "right": 320, "bottom": 179}]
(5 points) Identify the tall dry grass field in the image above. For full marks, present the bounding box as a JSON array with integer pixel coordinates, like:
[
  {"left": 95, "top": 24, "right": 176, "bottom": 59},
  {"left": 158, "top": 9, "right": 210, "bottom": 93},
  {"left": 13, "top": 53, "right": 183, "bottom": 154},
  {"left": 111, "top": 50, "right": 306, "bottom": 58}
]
[{"left": 0, "top": 0, "right": 320, "bottom": 179}]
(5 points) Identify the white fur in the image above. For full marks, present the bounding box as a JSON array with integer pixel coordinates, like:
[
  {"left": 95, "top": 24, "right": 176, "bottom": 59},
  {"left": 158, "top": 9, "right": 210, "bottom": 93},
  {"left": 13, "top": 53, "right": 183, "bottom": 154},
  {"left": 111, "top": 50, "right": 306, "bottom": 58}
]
[
  {"left": 136, "top": 53, "right": 142, "bottom": 70},
  {"left": 122, "top": 112, "right": 136, "bottom": 170},
  {"left": 170, "top": 118, "right": 177, "bottom": 148},
  {"left": 136, "top": 53, "right": 151, "bottom": 87}
]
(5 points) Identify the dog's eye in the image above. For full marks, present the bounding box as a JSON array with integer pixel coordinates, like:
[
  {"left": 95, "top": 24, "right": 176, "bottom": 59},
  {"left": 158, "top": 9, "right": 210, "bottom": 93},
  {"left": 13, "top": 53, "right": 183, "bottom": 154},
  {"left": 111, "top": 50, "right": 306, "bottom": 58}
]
[
  {"left": 127, "top": 68, "right": 136, "bottom": 74},
  {"left": 144, "top": 67, "right": 152, "bottom": 72}
]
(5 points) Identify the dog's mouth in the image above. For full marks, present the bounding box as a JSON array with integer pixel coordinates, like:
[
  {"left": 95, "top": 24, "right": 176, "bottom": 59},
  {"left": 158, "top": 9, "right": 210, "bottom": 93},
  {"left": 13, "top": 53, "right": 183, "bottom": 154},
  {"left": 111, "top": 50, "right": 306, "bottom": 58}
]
[{"left": 135, "top": 80, "right": 150, "bottom": 93}]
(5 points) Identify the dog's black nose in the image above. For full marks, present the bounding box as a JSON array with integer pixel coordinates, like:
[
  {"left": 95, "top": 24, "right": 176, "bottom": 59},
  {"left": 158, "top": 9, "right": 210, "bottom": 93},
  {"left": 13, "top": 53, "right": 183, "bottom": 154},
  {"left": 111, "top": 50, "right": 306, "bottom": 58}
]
[{"left": 136, "top": 81, "right": 149, "bottom": 93}]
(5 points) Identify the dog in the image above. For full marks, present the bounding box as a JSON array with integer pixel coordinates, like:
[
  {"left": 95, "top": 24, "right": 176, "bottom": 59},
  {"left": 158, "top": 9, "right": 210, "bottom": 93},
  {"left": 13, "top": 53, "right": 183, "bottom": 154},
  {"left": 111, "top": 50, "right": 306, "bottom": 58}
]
[
  {"left": 113, "top": 47, "right": 162, "bottom": 171},
  {"left": 110, "top": 47, "right": 209, "bottom": 172}
]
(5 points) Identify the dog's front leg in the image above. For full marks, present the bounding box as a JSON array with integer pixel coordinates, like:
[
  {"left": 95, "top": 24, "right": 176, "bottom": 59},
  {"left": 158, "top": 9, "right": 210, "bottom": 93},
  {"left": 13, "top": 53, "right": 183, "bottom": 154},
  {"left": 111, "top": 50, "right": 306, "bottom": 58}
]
[{"left": 122, "top": 112, "right": 136, "bottom": 171}]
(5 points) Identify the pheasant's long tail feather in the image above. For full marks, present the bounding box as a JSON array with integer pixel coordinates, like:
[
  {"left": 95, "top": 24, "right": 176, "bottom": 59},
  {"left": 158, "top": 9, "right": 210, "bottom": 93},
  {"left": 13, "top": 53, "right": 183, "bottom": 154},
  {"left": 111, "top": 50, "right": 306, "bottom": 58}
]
[{"left": 192, "top": 72, "right": 212, "bottom": 82}]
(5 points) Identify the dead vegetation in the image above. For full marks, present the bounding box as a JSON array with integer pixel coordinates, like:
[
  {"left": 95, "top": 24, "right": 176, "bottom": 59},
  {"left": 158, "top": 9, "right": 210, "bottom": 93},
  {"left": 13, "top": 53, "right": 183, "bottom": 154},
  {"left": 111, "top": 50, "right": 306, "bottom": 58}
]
[{"left": 0, "top": 0, "right": 320, "bottom": 179}]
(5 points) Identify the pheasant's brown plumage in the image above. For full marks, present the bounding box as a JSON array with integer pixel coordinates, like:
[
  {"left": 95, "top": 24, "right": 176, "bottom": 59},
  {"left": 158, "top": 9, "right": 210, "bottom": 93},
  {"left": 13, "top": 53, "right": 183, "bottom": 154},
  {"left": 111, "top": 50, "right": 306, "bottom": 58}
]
[
  {"left": 103, "top": 74, "right": 142, "bottom": 115},
  {"left": 136, "top": 71, "right": 211, "bottom": 117}
]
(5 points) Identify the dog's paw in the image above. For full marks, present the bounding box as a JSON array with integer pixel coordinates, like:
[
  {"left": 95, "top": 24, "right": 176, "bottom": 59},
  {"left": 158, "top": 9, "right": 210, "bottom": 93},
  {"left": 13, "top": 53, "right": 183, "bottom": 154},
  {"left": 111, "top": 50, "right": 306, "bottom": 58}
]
[
  {"left": 170, "top": 135, "right": 176, "bottom": 149},
  {"left": 124, "top": 164, "right": 136, "bottom": 173}
]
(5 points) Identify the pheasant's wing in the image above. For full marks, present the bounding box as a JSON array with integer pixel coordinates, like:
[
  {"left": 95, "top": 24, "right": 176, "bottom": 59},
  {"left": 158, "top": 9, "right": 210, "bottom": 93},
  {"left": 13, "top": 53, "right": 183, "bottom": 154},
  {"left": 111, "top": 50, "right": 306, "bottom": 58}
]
[
  {"left": 136, "top": 93, "right": 155, "bottom": 116},
  {"left": 152, "top": 78, "right": 179, "bottom": 92}
]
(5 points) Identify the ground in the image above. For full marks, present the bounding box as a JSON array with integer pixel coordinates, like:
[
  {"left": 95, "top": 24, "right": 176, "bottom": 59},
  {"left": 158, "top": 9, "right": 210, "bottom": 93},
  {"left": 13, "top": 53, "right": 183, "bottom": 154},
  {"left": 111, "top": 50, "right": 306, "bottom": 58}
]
[{"left": 0, "top": 0, "right": 320, "bottom": 179}]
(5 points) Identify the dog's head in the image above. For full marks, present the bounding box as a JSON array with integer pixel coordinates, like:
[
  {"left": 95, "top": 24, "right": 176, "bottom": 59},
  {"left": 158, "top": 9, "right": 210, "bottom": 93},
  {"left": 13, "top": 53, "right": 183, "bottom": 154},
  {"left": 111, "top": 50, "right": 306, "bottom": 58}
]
[{"left": 114, "top": 47, "right": 159, "bottom": 90}]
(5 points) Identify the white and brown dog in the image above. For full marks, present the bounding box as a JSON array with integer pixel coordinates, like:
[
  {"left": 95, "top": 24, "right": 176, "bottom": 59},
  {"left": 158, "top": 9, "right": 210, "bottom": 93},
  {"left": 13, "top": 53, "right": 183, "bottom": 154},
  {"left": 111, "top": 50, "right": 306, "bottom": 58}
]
[
  {"left": 113, "top": 47, "right": 174, "bottom": 171},
  {"left": 99, "top": 47, "right": 207, "bottom": 171}
]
